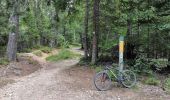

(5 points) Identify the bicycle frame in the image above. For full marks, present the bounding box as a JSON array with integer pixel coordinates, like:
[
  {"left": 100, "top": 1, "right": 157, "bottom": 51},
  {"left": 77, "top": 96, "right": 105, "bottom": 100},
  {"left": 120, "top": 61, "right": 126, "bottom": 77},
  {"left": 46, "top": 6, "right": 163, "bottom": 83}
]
[{"left": 106, "top": 68, "right": 120, "bottom": 81}]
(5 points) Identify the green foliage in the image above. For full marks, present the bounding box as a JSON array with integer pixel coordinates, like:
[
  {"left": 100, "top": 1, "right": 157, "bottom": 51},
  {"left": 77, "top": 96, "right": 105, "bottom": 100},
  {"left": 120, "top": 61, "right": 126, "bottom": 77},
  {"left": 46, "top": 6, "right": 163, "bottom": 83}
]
[
  {"left": 33, "top": 50, "right": 43, "bottom": 57},
  {"left": 151, "top": 59, "right": 169, "bottom": 68},
  {"left": 132, "top": 57, "right": 153, "bottom": 75},
  {"left": 46, "top": 49, "right": 80, "bottom": 62},
  {"left": 164, "top": 78, "right": 170, "bottom": 93},
  {"left": 0, "top": 58, "right": 9, "bottom": 65},
  {"left": 131, "top": 57, "right": 169, "bottom": 76},
  {"left": 144, "top": 77, "right": 160, "bottom": 86},
  {"left": 95, "top": 66, "right": 103, "bottom": 73},
  {"left": 41, "top": 47, "right": 52, "bottom": 54},
  {"left": 56, "top": 34, "right": 69, "bottom": 48}
]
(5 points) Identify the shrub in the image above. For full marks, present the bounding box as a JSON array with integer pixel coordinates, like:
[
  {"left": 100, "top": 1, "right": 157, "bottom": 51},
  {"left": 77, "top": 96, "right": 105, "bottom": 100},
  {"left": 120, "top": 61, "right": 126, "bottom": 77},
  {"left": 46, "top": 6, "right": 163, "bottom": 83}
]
[
  {"left": 132, "top": 57, "right": 154, "bottom": 76},
  {"left": 144, "top": 77, "right": 160, "bottom": 86},
  {"left": 46, "top": 49, "right": 80, "bottom": 61},
  {"left": 56, "top": 34, "right": 69, "bottom": 48},
  {"left": 33, "top": 50, "right": 43, "bottom": 57}
]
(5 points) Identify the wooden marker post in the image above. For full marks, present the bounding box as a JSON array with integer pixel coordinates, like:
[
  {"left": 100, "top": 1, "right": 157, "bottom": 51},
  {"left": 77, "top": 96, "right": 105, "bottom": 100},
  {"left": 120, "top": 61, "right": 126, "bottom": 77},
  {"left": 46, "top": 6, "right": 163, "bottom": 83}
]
[{"left": 119, "top": 36, "right": 124, "bottom": 72}]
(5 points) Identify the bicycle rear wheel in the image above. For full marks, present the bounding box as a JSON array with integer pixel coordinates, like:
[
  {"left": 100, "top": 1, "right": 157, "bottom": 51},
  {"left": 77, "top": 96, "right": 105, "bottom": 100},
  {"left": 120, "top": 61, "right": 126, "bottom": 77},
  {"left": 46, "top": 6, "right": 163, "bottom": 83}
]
[
  {"left": 121, "top": 70, "right": 136, "bottom": 88},
  {"left": 93, "top": 71, "right": 112, "bottom": 91}
]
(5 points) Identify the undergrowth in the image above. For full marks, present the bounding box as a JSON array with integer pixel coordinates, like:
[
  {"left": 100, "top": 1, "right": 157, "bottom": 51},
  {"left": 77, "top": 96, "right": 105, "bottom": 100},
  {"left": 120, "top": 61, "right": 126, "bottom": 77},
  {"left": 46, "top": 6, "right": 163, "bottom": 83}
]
[
  {"left": 0, "top": 58, "right": 9, "bottom": 65},
  {"left": 40, "top": 47, "right": 52, "bottom": 53},
  {"left": 33, "top": 50, "right": 43, "bottom": 57},
  {"left": 144, "top": 77, "right": 160, "bottom": 86}
]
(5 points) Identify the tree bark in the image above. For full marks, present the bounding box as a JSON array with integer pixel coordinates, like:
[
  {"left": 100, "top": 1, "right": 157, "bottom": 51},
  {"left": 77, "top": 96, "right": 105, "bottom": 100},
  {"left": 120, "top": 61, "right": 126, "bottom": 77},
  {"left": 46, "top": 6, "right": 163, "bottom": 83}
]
[
  {"left": 7, "top": 2, "right": 19, "bottom": 61},
  {"left": 127, "top": 19, "right": 132, "bottom": 36},
  {"left": 83, "top": 0, "right": 89, "bottom": 59},
  {"left": 91, "top": 0, "right": 100, "bottom": 64},
  {"left": 147, "top": 0, "right": 150, "bottom": 58}
]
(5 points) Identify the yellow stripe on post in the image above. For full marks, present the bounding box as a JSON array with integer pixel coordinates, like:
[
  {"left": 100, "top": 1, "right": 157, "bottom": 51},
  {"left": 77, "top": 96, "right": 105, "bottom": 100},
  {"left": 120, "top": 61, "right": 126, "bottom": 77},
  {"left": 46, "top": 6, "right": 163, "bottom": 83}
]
[
  {"left": 119, "top": 41, "right": 124, "bottom": 53},
  {"left": 119, "top": 36, "right": 124, "bottom": 72}
]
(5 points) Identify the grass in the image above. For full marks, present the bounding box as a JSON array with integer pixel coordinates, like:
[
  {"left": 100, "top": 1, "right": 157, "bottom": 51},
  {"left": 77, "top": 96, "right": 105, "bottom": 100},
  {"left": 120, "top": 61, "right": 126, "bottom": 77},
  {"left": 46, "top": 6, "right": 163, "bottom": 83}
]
[
  {"left": 95, "top": 66, "right": 103, "bottom": 73},
  {"left": 46, "top": 49, "right": 81, "bottom": 62},
  {"left": 0, "top": 58, "right": 9, "bottom": 65},
  {"left": 163, "top": 78, "right": 170, "bottom": 93},
  {"left": 144, "top": 77, "right": 160, "bottom": 86},
  {"left": 40, "top": 47, "right": 52, "bottom": 53},
  {"left": 33, "top": 50, "right": 43, "bottom": 57}
]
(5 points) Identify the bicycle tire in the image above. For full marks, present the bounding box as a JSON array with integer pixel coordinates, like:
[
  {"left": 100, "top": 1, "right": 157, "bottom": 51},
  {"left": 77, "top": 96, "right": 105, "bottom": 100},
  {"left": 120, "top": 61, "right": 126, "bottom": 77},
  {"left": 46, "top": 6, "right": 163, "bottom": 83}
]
[
  {"left": 93, "top": 71, "right": 112, "bottom": 91},
  {"left": 121, "top": 70, "right": 136, "bottom": 88}
]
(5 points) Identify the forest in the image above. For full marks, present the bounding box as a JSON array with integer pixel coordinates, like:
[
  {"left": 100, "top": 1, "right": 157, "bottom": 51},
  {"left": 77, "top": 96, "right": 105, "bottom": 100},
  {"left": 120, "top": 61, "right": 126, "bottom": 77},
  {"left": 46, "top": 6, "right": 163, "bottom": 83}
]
[{"left": 0, "top": 0, "right": 170, "bottom": 99}]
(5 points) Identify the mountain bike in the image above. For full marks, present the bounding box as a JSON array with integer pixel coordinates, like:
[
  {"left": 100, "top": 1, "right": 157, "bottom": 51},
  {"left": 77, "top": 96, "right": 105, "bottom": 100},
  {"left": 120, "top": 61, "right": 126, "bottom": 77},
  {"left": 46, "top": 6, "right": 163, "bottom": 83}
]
[{"left": 93, "top": 66, "right": 136, "bottom": 91}]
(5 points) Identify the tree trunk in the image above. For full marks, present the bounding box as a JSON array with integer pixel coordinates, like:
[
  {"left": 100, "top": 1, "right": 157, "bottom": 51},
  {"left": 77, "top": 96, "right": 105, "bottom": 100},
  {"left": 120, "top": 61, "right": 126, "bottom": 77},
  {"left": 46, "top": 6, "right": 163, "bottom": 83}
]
[
  {"left": 147, "top": 0, "right": 150, "bottom": 58},
  {"left": 7, "top": 2, "right": 19, "bottom": 61},
  {"left": 127, "top": 19, "right": 132, "bottom": 36},
  {"left": 168, "top": 50, "right": 170, "bottom": 64},
  {"left": 83, "top": 0, "right": 89, "bottom": 59},
  {"left": 91, "top": 0, "right": 100, "bottom": 64}
]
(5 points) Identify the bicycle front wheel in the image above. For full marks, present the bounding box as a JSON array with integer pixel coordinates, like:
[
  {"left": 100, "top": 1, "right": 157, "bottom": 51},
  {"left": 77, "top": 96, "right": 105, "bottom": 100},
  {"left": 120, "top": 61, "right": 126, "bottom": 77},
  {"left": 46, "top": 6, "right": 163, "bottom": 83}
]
[
  {"left": 93, "top": 71, "right": 112, "bottom": 91},
  {"left": 121, "top": 70, "right": 136, "bottom": 88}
]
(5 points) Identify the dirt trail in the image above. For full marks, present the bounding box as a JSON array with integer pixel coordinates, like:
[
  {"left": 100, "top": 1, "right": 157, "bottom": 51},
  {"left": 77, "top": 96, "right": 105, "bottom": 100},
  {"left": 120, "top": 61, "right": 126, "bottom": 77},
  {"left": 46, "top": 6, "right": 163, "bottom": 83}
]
[{"left": 0, "top": 48, "right": 170, "bottom": 100}]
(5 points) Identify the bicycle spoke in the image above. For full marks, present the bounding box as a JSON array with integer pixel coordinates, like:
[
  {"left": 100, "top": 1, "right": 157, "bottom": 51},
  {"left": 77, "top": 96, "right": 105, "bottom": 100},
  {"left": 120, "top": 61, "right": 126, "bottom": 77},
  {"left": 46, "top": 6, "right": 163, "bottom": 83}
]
[{"left": 94, "top": 71, "right": 111, "bottom": 91}]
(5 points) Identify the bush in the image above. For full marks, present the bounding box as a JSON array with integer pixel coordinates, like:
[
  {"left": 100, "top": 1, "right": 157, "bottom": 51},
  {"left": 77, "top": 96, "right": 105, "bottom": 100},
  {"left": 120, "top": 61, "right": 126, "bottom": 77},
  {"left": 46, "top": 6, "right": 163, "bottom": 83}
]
[
  {"left": 41, "top": 47, "right": 52, "bottom": 53},
  {"left": 132, "top": 57, "right": 154, "bottom": 76},
  {"left": 163, "top": 78, "right": 170, "bottom": 93},
  {"left": 57, "top": 34, "right": 69, "bottom": 48},
  {"left": 0, "top": 58, "right": 9, "bottom": 65},
  {"left": 33, "top": 50, "right": 43, "bottom": 57},
  {"left": 46, "top": 49, "right": 80, "bottom": 61},
  {"left": 144, "top": 77, "right": 160, "bottom": 86}
]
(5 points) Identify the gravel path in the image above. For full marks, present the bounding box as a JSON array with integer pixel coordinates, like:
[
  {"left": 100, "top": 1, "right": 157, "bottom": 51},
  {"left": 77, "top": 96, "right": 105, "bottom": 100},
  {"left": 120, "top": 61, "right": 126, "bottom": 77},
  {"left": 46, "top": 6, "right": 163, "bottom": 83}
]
[{"left": 0, "top": 48, "right": 170, "bottom": 100}]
